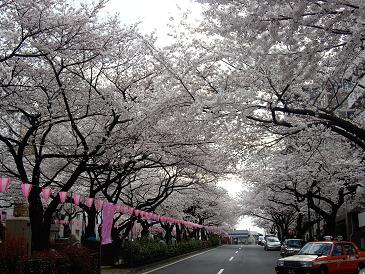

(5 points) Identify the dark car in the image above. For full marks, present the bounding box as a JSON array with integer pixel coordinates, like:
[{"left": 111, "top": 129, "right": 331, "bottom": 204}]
[{"left": 280, "top": 239, "right": 305, "bottom": 257}]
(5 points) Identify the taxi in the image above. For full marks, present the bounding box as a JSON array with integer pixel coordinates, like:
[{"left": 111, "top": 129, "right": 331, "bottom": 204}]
[{"left": 275, "top": 240, "right": 365, "bottom": 274}]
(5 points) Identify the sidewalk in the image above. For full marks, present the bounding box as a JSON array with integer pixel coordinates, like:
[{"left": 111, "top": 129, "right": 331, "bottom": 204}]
[{"left": 101, "top": 246, "right": 218, "bottom": 274}]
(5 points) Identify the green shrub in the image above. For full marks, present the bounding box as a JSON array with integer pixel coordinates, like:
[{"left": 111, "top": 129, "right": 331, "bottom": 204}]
[
  {"left": 59, "top": 245, "right": 96, "bottom": 274},
  {"left": 122, "top": 239, "right": 213, "bottom": 267},
  {"left": 210, "top": 235, "right": 221, "bottom": 246}
]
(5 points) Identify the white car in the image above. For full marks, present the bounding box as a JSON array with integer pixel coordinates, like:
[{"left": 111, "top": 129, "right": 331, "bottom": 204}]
[{"left": 264, "top": 237, "right": 281, "bottom": 251}]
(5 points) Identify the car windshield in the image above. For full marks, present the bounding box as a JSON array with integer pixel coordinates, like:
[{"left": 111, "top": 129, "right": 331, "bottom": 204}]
[
  {"left": 298, "top": 243, "right": 332, "bottom": 256},
  {"left": 267, "top": 237, "right": 280, "bottom": 242},
  {"left": 287, "top": 240, "right": 304, "bottom": 248}
]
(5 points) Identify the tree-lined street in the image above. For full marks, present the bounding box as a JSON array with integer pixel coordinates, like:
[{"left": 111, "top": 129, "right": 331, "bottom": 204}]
[{"left": 0, "top": 0, "right": 364, "bottom": 273}]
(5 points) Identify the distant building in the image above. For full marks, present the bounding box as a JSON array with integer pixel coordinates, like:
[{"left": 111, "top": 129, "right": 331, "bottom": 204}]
[{"left": 228, "top": 230, "right": 250, "bottom": 244}]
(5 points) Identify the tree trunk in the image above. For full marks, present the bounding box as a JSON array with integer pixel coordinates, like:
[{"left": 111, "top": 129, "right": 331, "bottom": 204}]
[
  {"left": 122, "top": 220, "right": 134, "bottom": 239},
  {"left": 182, "top": 226, "right": 188, "bottom": 241},
  {"left": 162, "top": 223, "right": 174, "bottom": 244},
  {"left": 28, "top": 187, "right": 47, "bottom": 251},
  {"left": 85, "top": 206, "right": 97, "bottom": 238},
  {"left": 199, "top": 219, "right": 206, "bottom": 240},
  {"left": 295, "top": 213, "right": 304, "bottom": 238},
  {"left": 323, "top": 214, "right": 337, "bottom": 237},
  {"left": 140, "top": 220, "right": 150, "bottom": 238},
  {"left": 176, "top": 224, "right": 182, "bottom": 243}
]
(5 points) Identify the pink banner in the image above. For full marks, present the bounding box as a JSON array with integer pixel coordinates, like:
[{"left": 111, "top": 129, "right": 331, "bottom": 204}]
[
  {"left": 85, "top": 197, "right": 94, "bottom": 208},
  {"left": 97, "top": 199, "right": 104, "bottom": 210},
  {"left": 21, "top": 183, "right": 32, "bottom": 198},
  {"left": 101, "top": 202, "right": 115, "bottom": 245},
  {"left": 59, "top": 191, "right": 68, "bottom": 203},
  {"left": 42, "top": 187, "right": 52, "bottom": 206},
  {"left": 106, "top": 201, "right": 113, "bottom": 209},
  {"left": 73, "top": 193, "right": 81, "bottom": 206},
  {"left": 0, "top": 177, "right": 10, "bottom": 193}
]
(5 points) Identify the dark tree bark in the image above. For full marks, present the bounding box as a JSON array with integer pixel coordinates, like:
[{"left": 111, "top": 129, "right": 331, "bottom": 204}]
[
  {"left": 28, "top": 187, "right": 46, "bottom": 250},
  {"left": 139, "top": 219, "right": 153, "bottom": 238},
  {"left": 85, "top": 206, "right": 97, "bottom": 239},
  {"left": 161, "top": 222, "right": 174, "bottom": 244},
  {"left": 175, "top": 224, "right": 182, "bottom": 243}
]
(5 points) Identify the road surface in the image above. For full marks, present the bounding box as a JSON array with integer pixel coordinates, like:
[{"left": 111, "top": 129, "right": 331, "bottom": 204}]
[{"left": 141, "top": 244, "right": 280, "bottom": 274}]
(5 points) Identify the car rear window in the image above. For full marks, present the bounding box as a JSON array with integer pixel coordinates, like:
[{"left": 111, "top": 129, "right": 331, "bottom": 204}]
[
  {"left": 287, "top": 240, "right": 304, "bottom": 247},
  {"left": 267, "top": 237, "right": 280, "bottom": 242}
]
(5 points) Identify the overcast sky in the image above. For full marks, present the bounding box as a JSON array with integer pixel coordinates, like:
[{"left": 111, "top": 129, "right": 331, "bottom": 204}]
[{"left": 104, "top": 0, "right": 202, "bottom": 44}]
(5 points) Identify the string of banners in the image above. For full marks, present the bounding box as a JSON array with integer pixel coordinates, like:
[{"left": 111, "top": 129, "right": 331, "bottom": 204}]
[{"left": 0, "top": 177, "right": 226, "bottom": 234}]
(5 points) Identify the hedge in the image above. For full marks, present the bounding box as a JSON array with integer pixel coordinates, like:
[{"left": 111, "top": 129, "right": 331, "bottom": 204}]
[
  {"left": 0, "top": 241, "right": 99, "bottom": 274},
  {"left": 122, "top": 237, "right": 220, "bottom": 267}
]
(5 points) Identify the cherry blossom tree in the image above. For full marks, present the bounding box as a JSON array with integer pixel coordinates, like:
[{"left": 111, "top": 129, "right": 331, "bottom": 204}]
[
  {"left": 194, "top": 0, "right": 364, "bottom": 151},
  {"left": 0, "top": 0, "right": 159, "bottom": 250},
  {"left": 240, "top": 127, "right": 363, "bottom": 238}
]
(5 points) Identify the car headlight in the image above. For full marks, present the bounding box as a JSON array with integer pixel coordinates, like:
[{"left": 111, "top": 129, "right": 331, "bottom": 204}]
[
  {"left": 300, "top": 261, "right": 313, "bottom": 267},
  {"left": 277, "top": 260, "right": 284, "bottom": 267}
]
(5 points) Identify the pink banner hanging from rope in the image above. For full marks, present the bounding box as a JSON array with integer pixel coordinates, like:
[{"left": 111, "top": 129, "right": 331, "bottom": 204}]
[
  {"left": 59, "top": 191, "right": 68, "bottom": 203},
  {"left": 85, "top": 197, "right": 94, "bottom": 208},
  {"left": 101, "top": 201, "right": 115, "bottom": 245},
  {"left": 106, "top": 201, "right": 114, "bottom": 210},
  {"left": 97, "top": 199, "right": 104, "bottom": 210},
  {"left": 21, "top": 183, "right": 32, "bottom": 199},
  {"left": 42, "top": 187, "right": 51, "bottom": 206},
  {"left": 73, "top": 193, "right": 81, "bottom": 206},
  {"left": 0, "top": 178, "right": 10, "bottom": 193},
  {"left": 127, "top": 207, "right": 134, "bottom": 215}
]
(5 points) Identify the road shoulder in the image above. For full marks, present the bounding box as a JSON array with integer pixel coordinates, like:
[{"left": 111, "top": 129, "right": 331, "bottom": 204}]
[{"left": 101, "top": 246, "right": 220, "bottom": 274}]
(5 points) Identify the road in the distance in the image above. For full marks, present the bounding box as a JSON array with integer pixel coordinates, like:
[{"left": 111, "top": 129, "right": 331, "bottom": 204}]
[{"left": 140, "top": 245, "right": 280, "bottom": 274}]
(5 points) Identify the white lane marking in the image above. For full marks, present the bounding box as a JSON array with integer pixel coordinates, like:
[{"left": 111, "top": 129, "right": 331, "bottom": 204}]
[
  {"left": 229, "top": 256, "right": 234, "bottom": 262},
  {"left": 140, "top": 247, "right": 218, "bottom": 274},
  {"left": 235, "top": 251, "right": 238, "bottom": 254},
  {"left": 217, "top": 269, "right": 224, "bottom": 274}
]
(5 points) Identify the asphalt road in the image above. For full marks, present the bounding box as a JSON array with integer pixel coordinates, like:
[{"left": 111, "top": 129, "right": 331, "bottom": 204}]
[{"left": 140, "top": 245, "right": 281, "bottom": 274}]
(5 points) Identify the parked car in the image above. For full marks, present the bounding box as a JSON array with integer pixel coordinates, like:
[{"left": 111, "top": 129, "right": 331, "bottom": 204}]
[
  {"left": 275, "top": 240, "right": 365, "bottom": 274},
  {"left": 280, "top": 239, "right": 305, "bottom": 257},
  {"left": 258, "top": 235, "right": 266, "bottom": 246},
  {"left": 264, "top": 236, "right": 281, "bottom": 251}
]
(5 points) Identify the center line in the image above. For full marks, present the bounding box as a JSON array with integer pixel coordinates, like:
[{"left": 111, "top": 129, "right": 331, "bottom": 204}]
[
  {"left": 229, "top": 256, "right": 234, "bottom": 262},
  {"left": 235, "top": 251, "right": 238, "bottom": 254},
  {"left": 217, "top": 269, "right": 224, "bottom": 274}
]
